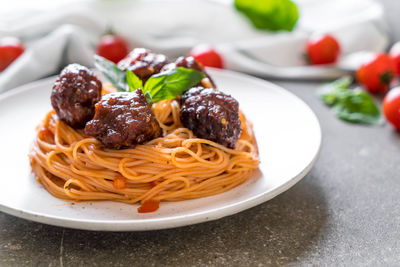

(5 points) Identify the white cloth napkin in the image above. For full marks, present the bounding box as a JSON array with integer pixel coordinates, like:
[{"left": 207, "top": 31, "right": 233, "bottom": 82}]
[{"left": 0, "top": 0, "right": 389, "bottom": 93}]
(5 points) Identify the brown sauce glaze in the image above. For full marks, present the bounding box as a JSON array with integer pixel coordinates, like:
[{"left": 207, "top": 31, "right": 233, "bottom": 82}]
[
  {"left": 85, "top": 90, "right": 161, "bottom": 149},
  {"left": 180, "top": 86, "right": 241, "bottom": 149},
  {"left": 51, "top": 64, "right": 102, "bottom": 128}
]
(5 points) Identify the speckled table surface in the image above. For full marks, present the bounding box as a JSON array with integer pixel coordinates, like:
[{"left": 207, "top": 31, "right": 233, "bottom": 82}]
[
  {"left": 2, "top": 1, "right": 400, "bottom": 266},
  {"left": 2, "top": 79, "right": 400, "bottom": 266}
]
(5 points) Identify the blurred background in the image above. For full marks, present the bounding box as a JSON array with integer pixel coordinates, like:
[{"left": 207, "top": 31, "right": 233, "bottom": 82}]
[{"left": 0, "top": 0, "right": 399, "bottom": 92}]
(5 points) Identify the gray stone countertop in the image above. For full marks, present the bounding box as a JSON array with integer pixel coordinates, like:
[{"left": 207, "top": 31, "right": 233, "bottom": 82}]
[{"left": 1, "top": 79, "right": 400, "bottom": 266}]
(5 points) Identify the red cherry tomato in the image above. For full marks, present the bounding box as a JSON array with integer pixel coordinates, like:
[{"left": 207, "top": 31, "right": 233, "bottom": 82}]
[
  {"left": 188, "top": 44, "right": 224, "bottom": 69},
  {"left": 389, "top": 42, "right": 400, "bottom": 75},
  {"left": 96, "top": 35, "right": 129, "bottom": 64},
  {"left": 0, "top": 37, "right": 25, "bottom": 72},
  {"left": 383, "top": 87, "right": 400, "bottom": 130},
  {"left": 306, "top": 34, "right": 341, "bottom": 65},
  {"left": 356, "top": 53, "right": 396, "bottom": 93}
]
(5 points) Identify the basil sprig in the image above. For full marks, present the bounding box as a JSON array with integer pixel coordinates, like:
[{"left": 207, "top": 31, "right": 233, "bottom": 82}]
[
  {"left": 318, "top": 77, "right": 383, "bottom": 125},
  {"left": 94, "top": 55, "right": 128, "bottom": 92},
  {"left": 234, "top": 0, "right": 299, "bottom": 32},
  {"left": 127, "top": 67, "right": 205, "bottom": 103},
  {"left": 126, "top": 69, "right": 143, "bottom": 91},
  {"left": 94, "top": 55, "right": 205, "bottom": 103}
]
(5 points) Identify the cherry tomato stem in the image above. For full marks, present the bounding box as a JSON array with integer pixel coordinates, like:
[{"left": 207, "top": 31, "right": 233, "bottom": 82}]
[{"left": 356, "top": 53, "right": 396, "bottom": 93}]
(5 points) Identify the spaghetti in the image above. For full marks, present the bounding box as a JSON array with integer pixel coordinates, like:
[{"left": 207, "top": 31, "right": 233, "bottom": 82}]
[{"left": 29, "top": 95, "right": 259, "bottom": 212}]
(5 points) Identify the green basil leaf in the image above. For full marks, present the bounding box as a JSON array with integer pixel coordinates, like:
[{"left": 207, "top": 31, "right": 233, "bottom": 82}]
[
  {"left": 94, "top": 55, "right": 128, "bottom": 92},
  {"left": 333, "top": 88, "right": 382, "bottom": 125},
  {"left": 234, "top": 0, "right": 299, "bottom": 31},
  {"left": 144, "top": 91, "right": 153, "bottom": 103},
  {"left": 95, "top": 55, "right": 205, "bottom": 103},
  {"left": 126, "top": 70, "right": 143, "bottom": 92},
  {"left": 318, "top": 76, "right": 353, "bottom": 106},
  {"left": 143, "top": 67, "right": 205, "bottom": 103},
  {"left": 318, "top": 77, "right": 383, "bottom": 125}
]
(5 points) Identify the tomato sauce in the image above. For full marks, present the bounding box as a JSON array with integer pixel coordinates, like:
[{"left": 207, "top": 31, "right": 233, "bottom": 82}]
[{"left": 138, "top": 199, "right": 160, "bottom": 213}]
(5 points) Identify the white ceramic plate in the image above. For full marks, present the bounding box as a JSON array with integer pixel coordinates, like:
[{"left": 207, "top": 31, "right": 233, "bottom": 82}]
[{"left": 0, "top": 69, "right": 321, "bottom": 231}]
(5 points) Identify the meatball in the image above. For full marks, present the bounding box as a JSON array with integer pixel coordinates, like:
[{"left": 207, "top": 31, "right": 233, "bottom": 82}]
[
  {"left": 162, "top": 56, "right": 216, "bottom": 88},
  {"left": 117, "top": 48, "right": 168, "bottom": 83},
  {"left": 51, "top": 64, "right": 102, "bottom": 128},
  {"left": 180, "top": 87, "right": 241, "bottom": 148},
  {"left": 175, "top": 56, "right": 204, "bottom": 72},
  {"left": 84, "top": 90, "right": 161, "bottom": 149}
]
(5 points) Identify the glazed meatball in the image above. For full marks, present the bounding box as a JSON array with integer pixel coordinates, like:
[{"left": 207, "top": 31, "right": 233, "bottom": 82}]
[
  {"left": 51, "top": 64, "right": 102, "bottom": 128},
  {"left": 162, "top": 56, "right": 216, "bottom": 88},
  {"left": 175, "top": 56, "right": 204, "bottom": 72},
  {"left": 180, "top": 87, "right": 241, "bottom": 148},
  {"left": 117, "top": 48, "right": 168, "bottom": 83},
  {"left": 84, "top": 90, "right": 161, "bottom": 149}
]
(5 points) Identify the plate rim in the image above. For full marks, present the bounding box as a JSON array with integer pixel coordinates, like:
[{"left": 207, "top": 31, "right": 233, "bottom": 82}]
[{"left": 0, "top": 68, "right": 321, "bottom": 231}]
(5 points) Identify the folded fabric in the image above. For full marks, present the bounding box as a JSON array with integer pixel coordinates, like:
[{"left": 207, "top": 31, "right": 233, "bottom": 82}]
[{"left": 0, "top": 0, "right": 389, "bottom": 92}]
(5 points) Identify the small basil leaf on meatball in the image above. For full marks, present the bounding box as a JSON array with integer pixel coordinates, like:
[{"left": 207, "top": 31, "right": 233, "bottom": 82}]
[
  {"left": 162, "top": 56, "right": 216, "bottom": 88},
  {"left": 85, "top": 90, "right": 161, "bottom": 149},
  {"left": 180, "top": 87, "right": 241, "bottom": 149},
  {"left": 117, "top": 48, "right": 169, "bottom": 83},
  {"left": 51, "top": 64, "right": 102, "bottom": 128}
]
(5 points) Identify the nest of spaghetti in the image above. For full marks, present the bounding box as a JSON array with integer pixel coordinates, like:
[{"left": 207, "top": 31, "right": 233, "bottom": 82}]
[{"left": 29, "top": 49, "right": 260, "bottom": 213}]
